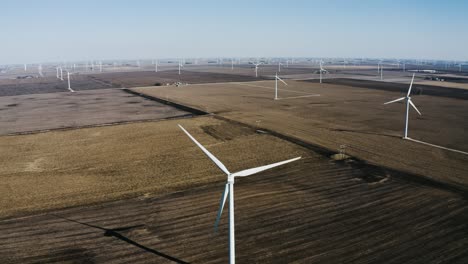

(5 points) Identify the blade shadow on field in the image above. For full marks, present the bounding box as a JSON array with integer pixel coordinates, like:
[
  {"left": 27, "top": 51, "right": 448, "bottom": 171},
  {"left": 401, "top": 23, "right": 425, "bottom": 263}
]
[{"left": 52, "top": 214, "right": 190, "bottom": 264}]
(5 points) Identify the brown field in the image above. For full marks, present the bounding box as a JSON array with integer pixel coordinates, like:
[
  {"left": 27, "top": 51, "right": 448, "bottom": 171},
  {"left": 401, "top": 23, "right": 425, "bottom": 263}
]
[
  {"left": 89, "top": 69, "right": 266, "bottom": 88},
  {"left": 0, "top": 89, "right": 191, "bottom": 135},
  {"left": 1, "top": 69, "right": 468, "bottom": 263},
  {"left": 0, "top": 116, "right": 305, "bottom": 219},
  {"left": 133, "top": 80, "right": 468, "bottom": 190},
  {"left": 1, "top": 118, "right": 467, "bottom": 263}
]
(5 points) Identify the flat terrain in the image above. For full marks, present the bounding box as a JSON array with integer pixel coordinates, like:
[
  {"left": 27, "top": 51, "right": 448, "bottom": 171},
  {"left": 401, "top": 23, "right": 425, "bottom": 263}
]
[
  {"left": 0, "top": 89, "right": 191, "bottom": 135},
  {"left": 0, "top": 116, "right": 305, "bottom": 219},
  {"left": 0, "top": 75, "right": 116, "bottom": 96},
  {"left": 1, "top": 131, "right": 467, "bottom": 263},
  {"left": 89, "top": 70, "right": 266, "bottom": 87},
  {"left": 134, "top": 80, "right": 468, "bottom": 189},
  {"left": 314, "top": 78, "right": 468, "bottom": 100},
  {"left": 1, "top": 68, "right": 468, "bottom": 263}
]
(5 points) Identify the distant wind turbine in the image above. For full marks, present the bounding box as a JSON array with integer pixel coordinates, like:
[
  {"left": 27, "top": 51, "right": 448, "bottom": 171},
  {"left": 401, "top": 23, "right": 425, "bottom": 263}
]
[
  {"left": 384, "top": 73, "right": 421, "bottom": 139},
  {"left": 380, "top": 64, "right": 383, "bottom": 80},
  {"left": 178, "top": 124, "right": 300, "bottom": 264},
  {"left": 38, "top": 64, "right": 43, "bottom": 77},
  {"left": 253, "top": 62, "right": 262, "bottom": 78},
  {"left": 66, "top": 71, "right": 75, "bottom": 92},
  {"left": 278, "top": 62, "right": 283, "bottom": 72},
  {"left": 319, "top": 60, "right": 328, "bottom": 84},
  {"left": 178, "top": 61, "right": 184, "bottom": 75},
  {"left": 275, "top": 73, "right": 287, "bottom": 100}
]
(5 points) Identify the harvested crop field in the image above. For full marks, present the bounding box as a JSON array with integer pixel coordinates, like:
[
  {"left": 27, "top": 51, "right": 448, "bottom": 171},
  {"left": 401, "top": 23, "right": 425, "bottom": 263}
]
[
  {"left": 89, "top": 70, "right": 266, "bottom": 87},
  {"left": 133, "top": 80, "right": 468, "bottom": 190},
  {"left": 0, "top": 89, "right": 192, "bottom": 135},
  {"left": 316, "top": 78, "right": 468, "bottom": 100},
  {"left": 1, "top": 137, "right": 468, "bottom": 263},
  {"left": 0, "top": 116, "right": 305, "bottom": 219},
  {"left": 0, "top": 75, "right": 117, "bottom": 96}
]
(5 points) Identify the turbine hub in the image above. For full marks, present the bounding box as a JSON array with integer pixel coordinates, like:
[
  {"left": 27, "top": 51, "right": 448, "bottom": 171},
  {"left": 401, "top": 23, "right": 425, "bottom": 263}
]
[{"left": 227, "top": 174, "right": 234, "bottom": 183}]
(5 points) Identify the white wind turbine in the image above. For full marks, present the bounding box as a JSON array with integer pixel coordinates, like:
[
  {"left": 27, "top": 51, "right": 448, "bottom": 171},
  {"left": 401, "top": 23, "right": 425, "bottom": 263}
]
[
  {"left": 66, "top": 71, "right": 75, "bottom": 92},
  {"left": 319, "top": 60, "right": 327, "bottom": 84},
  {"left": 274, "top": 73, "right": 287, "bottom": 100},
  {"left": 155, "top": 59, "right": 159, "bottom": 73},
  {"left": 384, "top": 73, "right": 421, "bottom": 139},
  {"left": 178, "top": 60, "right": 184, "bottom": 75},
  {"left": 178, "top": 124, "right": 300, "bottom": 264},
  {"left": 60, "top": 67, "right": 64, "bottom": 81},
  {"left": 253, "top": 62, "right": 262, "bottom": 77},
  {"left": 278, "top": 61, "right": 283, "bottom": 72},
  {"left": 38, "top": 64, "right": 43, "bottom": 77},
  {"left": 380, "top": 64, "right": 383, "bottom": 80}
]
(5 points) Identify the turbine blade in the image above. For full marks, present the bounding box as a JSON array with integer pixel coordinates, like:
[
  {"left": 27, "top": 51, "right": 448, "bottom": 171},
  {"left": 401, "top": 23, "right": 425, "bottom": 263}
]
[
  {"left": 214, "top": 183, "right": 229, "bottom": 231},
  {"left": 231, "top": 157, "right": 301, "bottom": 177},
  {"left": 178, "top": 125, "right": 230, "bottom": 175},
  {"left": 277, "top": 76, "right": 288, "bottom": 86},
  {"left": 384, "top": 97, "right": 405, "bottom": 105},
  {"left": 407, "top": 73, "right": 415, "bottom": 96},
  {"left": 409, "top": 99, "right": 422, "bottom": 115}
]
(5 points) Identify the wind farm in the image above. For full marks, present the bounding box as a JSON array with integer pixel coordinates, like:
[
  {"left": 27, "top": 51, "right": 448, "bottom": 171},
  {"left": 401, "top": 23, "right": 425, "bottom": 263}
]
[{"left": 1, "top": 1, "right": 468, "bottom": 264}]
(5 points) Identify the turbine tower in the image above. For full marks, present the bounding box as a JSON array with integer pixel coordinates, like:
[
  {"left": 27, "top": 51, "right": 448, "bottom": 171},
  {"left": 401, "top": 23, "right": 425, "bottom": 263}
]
[
  {"left": 275, "top": 73, "right": 287, "bottom": 100},
  {"left": 319, "top": 60, "right": 327, "bottom": 84},
  {"left": 66, "top": 71, "right": 75, "bottom": 92},
  {"left": 178, "top": 125, "right": 300, "bottom": 264},
  {"left": 278, "top": 61, "right": 283, "bottom": 72},
  {"left": 384, "top": 73, "right": 422, "bottom": 139},
  {"left": 178, "top": 60, "right": 184, "bottom": 75},
  {"left": 253, "top": 62, "right": 262, "bottom": 78}
]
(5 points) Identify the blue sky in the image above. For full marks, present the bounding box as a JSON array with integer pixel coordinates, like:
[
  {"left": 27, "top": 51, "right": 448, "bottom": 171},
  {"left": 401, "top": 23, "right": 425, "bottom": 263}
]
[{"left": 1, "top": 0, "right": 467, "bottom": 64}]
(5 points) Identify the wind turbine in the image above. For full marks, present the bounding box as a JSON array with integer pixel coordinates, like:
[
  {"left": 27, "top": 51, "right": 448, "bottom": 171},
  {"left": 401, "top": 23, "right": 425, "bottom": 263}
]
[
  {"left": 274, "top": 73, "right": 287, "bottom": 100},
  {"left": 56, "top": 67, "right": 60, "bottom": 79},
  {"left": 178, "top": 60, "right": 184, "bottom": 75},
  {"left": 66, "top": 71, "right": 75, "bottom": 92},
  {"left": 253, "top": 62, "right": 262, "bottom": 77},
  {"left": 38, "top": 64, "right": 43, "bottom": 77},
  {"left": 380, "top": 64, "right": 383, "bottom": 80},
  {"left": 384, "top": 73, "right": 421, "bottom": 139},
  {"left": 319, "top": 60, "right": 327, "bottom": 84},
  {"left": 60, "top": 67, "right": 64, "bottom": 81},
  {"left": 155, "top": 59, "right": 159, "bottom": 73},
  {"left": 278, "top": 62, "right": 283, "bottom": 72},
  {"left": 178, "top": 124, "right": 301, "bottom": 264}
]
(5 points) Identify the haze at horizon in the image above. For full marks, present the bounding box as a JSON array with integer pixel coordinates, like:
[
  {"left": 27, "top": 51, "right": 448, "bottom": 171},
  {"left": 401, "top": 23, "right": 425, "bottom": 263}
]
[{"left": 1, "top": 0, "right": 467, "bottom": 64}]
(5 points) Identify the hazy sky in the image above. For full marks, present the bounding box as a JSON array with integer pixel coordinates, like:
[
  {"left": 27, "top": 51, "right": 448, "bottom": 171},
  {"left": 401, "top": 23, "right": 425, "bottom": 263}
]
[{"left": 1, "top": 0, "right": 467, "bottom": 64}]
